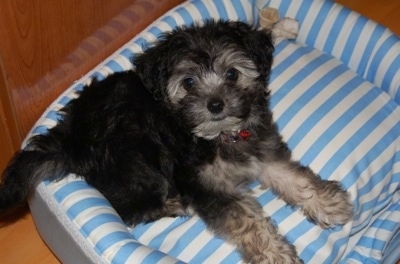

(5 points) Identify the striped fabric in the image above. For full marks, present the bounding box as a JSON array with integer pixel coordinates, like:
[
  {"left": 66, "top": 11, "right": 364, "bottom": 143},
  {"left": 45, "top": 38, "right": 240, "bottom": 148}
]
[
  {"left": 26, "top": 0, "right": 400, "bottom": 263},
  {"left": 259, "top": 0, "right": 400, "bottom": 104}
]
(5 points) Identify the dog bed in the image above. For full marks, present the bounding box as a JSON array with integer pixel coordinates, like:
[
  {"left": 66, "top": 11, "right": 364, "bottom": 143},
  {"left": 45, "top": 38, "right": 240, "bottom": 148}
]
[{"left": 26, "top": 0, "right": 400, "bottom": 263}]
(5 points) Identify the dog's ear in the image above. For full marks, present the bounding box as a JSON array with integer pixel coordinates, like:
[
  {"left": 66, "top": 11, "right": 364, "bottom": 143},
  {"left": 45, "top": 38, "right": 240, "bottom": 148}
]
[
  {"left": 133, "top": 42, "right": 169, "bottom": 101},
  {"left": 134, "top": 32, "right": 188, "bottom": 102},
  {"left": 230, "top": 21, "right": 275, "bottom": 83},
  {"left": 248, "top": 29, "right": 275, "bottom": 82}
]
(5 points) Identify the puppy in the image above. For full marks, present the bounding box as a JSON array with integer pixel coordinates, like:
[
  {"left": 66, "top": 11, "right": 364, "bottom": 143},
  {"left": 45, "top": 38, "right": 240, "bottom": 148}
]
[{"left": 0, "top": 20, "right": 353, "bottom": 263}]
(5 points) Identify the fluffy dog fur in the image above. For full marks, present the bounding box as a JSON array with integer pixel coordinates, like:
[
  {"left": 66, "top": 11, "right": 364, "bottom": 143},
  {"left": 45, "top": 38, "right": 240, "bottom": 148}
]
[{"left": 0, "top": 20, "right": 353, "bottom": 263}]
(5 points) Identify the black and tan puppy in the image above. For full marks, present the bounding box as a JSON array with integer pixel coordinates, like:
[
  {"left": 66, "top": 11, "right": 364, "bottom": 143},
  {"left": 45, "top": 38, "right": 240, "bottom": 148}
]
[{"left": 0, "top": 20, "right": 353, "bottom": 263}]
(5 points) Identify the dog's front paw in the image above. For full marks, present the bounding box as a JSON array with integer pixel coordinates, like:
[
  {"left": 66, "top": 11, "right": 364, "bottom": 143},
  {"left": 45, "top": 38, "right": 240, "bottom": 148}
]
[
  {"left": 302, "top": 180, "right": 353, "bottom": 228},
  {"left": 242, "top": 218, "right": 303, "bottom": 264},
  {"left": 248, "top": 241, "right": 303, "bottom": 264}
]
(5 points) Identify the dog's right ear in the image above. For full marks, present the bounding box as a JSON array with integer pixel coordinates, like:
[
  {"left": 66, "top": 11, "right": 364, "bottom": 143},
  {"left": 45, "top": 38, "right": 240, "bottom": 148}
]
[
  {"left": 133, "top": 43, "right": 168, "bottom": 101},
  {"left": 134, "top": 28, "right": 192, "bottom": 101},
  {"left": 134, "top": 33, "right": 184, "bottom": 102}
]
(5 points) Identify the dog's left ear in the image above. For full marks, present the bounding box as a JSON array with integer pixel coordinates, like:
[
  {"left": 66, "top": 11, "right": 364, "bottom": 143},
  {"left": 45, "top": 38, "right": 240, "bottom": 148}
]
[{"left": 233, "top": 22, "right": 275, "bottom": 82}]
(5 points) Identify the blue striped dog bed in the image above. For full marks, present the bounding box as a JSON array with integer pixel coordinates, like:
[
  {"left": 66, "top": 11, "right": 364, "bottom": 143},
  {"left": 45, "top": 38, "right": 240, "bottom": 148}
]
[{"left": 27, "top": 0, "right": 400, "bottom": 263}]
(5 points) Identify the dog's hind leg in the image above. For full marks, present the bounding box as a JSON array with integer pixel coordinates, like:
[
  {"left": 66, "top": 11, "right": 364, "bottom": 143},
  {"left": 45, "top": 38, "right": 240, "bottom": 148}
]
[
  {"left": 260, "top": 160, "right": 354, "bottom": 228},
  {"left": 192, "top": 193, "right": 302, "bottom": 264},
  {"left": 140, "top": 195, "right": 188, "bottom": 223},
  {"left": 99, "top": 174, "right": 187, "bottom": 226}
]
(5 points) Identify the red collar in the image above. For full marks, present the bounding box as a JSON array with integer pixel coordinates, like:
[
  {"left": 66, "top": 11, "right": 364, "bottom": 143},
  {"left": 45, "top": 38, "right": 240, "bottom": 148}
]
[{"left": 220, "top": 130, "right": 252, "bottom": 143}]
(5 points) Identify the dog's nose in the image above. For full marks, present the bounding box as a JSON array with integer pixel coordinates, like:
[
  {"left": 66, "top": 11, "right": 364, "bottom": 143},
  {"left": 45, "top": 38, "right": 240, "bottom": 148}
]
[{"left": 207, "top": 98, "right": 225, "bottom": 114}]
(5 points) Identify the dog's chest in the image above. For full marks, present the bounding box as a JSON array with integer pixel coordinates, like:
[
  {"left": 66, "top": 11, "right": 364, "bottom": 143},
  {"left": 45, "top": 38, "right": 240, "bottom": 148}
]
[{"left": 198, "top": 142, "right": 264, "bottom": 192}]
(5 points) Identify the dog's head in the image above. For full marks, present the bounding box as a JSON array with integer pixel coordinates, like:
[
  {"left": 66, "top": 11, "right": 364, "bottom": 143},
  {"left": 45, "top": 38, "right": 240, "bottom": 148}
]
[{"left": 135, "top": 20, "right": 274, "bottom": 139}]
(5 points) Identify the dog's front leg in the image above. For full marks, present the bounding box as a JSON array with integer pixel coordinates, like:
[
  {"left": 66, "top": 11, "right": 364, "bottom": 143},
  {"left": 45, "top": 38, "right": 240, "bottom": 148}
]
[
  {"left": 260, "top": 160, "right": 353, "bottom": 228},
  {"left": 193, "top": 192, "right": 302, "bottom": 264}
]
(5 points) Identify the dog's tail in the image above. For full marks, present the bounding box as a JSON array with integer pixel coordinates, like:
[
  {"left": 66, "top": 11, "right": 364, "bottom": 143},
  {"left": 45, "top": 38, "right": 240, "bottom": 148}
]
[{"left": 0, "top": 147, "right": 70, "bottom": 212}]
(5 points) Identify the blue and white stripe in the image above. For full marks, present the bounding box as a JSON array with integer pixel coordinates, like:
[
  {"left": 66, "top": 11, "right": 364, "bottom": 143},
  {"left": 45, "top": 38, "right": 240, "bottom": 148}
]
[
  {"left": 26, "top": 0, "right": 400, "bottom": 263},
  {"left": 260, "top": 0, "right": 400, "bottom": 104}
]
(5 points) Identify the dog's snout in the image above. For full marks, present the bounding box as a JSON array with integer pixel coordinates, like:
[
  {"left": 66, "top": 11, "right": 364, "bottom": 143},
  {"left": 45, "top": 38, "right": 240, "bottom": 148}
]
[{"left": 207, "top": 98, "right": 225, "bottom": 114}]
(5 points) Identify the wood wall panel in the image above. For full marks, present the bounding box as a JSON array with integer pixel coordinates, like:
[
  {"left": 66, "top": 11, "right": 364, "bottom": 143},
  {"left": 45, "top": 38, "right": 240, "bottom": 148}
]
[
  {"left": 337, "top": 0, "right": 400, "bottom": 35},
  {"left": 0, "top": 55, "right": 20, "bottom": 173},
  {"left": 0, "top": 0, "right": 183, "bottom": 173},
  {"left": 1, "top": 0, "right": 131, "bottom": 138}
]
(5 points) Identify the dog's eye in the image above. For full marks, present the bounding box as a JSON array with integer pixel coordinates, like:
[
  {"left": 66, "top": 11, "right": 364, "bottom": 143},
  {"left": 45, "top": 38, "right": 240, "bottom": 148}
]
[
  {"left": 183, "top": 77, "right": 195, "bottom": 90},
  {"left": 226, "top": 68, "right": 239, "bottom": 81}
]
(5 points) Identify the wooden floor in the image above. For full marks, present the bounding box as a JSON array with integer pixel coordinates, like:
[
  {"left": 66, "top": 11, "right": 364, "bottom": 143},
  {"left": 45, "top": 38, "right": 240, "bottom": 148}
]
[{"left": 0, "top": 1, "right": 399, "bottom": 263}]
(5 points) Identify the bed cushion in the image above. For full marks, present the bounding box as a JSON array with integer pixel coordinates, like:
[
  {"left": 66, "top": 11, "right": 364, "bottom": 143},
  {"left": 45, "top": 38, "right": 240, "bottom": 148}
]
[
  {"left": 259, "top": 0, "right": 400, "bottom": 104},
  {"left": 27, "top": 0, "right": 400, "bottom": 263}
]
